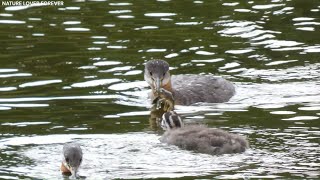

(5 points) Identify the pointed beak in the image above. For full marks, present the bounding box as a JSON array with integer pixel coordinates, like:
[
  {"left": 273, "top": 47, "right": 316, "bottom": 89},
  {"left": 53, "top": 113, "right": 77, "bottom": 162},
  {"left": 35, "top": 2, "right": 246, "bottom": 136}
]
[
  {"left": 154, "top": 77, "right": 161, "bottom": 94},
  {"left": 70, "top": 166, "right": 78, "bottom": 178}
]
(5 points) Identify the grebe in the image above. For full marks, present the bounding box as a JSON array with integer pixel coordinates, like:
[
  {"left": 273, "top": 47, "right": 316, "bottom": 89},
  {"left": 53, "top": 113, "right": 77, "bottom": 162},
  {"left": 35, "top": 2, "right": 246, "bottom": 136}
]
[
  {"left": 144, "top": 60, "right": 235, "bottom": 105},
  {"left": 160, "top": 111, "right": 249, "bottom": 155},
  {"left": 60, "top": 143, "right": 83, "bottom": 177}
]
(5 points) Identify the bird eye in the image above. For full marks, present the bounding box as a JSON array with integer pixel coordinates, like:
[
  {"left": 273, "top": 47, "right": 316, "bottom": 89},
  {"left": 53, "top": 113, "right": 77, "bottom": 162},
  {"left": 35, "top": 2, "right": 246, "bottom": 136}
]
[
  {"left": 149, "top": 71, "right": 153, "bottom": 76},
  {"left": 66, "top": 158, "right": 69, "bottom": 163},
  {"left": 163, "top": 72, "right": 166, "bottom": 76},
  {"left": 79, "top": 158, "right": 82, "bottom": 163}
]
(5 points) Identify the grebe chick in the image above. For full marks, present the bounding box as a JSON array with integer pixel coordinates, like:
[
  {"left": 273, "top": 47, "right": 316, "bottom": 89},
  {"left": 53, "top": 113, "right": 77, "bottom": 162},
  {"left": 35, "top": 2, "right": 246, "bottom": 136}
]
[
  {"left": 160, "top": 111, "right": 249, "bottom": 155},
  {"left": 61, "top": 143, "right": 83, "bottom": 177},
  {"left": 144, "top": 60, "right": 235, "bottom": 105}
]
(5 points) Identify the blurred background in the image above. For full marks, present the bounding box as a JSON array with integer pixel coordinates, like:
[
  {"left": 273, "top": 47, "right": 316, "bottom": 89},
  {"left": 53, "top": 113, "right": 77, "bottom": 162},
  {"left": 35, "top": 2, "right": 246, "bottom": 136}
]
[{"left": 0, "top": 0, "right": 319, "bottom": 179}]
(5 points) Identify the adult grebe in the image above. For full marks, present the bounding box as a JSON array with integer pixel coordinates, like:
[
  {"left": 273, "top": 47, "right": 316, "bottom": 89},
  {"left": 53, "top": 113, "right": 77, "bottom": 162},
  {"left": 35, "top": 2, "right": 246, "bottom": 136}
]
[
  {"left": 160, "top": 111, "right": 249, "bottom": 155},
  {"left": 60, "top": 143, "right": 83, "bottom": 177},
  {"left": 144, "top": 60, "right": 235, "bottom": 105}
]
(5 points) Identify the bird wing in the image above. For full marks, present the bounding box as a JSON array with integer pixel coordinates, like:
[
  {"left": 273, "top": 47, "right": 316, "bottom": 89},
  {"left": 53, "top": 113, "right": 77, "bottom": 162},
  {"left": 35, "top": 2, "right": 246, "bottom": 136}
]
[{"left": 171, "top": 75, "right": 235, "bottom": 105}]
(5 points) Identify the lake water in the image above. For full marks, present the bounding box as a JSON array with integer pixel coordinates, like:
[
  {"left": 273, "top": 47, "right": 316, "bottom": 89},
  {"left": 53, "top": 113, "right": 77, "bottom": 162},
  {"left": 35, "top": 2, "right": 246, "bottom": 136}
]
[{"left": 0, "top": 0, "right": 319, "bottom": 179}]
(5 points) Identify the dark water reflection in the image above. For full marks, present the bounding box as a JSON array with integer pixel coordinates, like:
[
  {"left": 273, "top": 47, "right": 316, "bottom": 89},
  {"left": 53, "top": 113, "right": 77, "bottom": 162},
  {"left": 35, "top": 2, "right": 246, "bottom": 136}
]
[{"left": 0, "top": 0, "right": 319, "bottom": 179}]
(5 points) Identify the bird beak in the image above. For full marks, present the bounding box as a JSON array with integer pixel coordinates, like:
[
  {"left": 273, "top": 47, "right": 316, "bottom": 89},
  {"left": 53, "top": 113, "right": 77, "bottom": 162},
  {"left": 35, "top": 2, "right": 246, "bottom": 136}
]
[
  {"left": 69, "top": 166, "right": 78, "bottom": 178},
  {"left": 154, "top": 77, "right": 161, "bottom": 94}
]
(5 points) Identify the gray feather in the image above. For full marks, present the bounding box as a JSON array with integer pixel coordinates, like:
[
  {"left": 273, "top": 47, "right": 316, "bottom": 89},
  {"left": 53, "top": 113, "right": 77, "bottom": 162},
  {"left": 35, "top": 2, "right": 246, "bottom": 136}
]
[
  {"left": 160, "top": 125, "right": 248, "bottom": 155},
  {"left": 63, "top": 143, "right": 83, "bottom": 168},
  {"left": 171, "top": 75, "right": 235, "bottom": 105}
]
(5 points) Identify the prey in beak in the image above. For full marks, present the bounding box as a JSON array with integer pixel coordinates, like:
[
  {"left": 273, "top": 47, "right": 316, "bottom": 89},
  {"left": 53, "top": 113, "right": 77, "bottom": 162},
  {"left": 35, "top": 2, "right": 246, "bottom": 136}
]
[
  {"left": 154, "top": 77, "right": 161, "bottom": 95},
  {"left": 62, "top": 161, "right": 79, "bottom": 177}
]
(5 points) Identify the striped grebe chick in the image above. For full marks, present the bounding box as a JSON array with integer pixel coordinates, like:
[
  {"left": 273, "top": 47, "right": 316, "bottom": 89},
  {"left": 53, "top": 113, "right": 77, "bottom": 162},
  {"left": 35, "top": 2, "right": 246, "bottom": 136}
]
[{"left": 160, "top": 111, "right": 249, "bottom": 155}]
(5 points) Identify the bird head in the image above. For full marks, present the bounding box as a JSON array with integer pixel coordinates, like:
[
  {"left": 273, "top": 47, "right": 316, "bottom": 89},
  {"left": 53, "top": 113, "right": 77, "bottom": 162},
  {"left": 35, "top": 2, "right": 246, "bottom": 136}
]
[
  {"left": 62, "top": 143, "right": 83, "bottom": 177},
  {"left": 144, "top": 60, "right": 171, "bottom": 94},
  {"left": 161, "top": 111, "right": 184, "bottom": 130}
]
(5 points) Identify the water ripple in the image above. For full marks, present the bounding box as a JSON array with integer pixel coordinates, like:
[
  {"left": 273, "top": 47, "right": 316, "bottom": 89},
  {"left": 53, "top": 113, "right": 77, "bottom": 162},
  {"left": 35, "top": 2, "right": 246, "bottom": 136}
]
[
  {"left": 0, "top": 103, "right": 49, "bottom": 107},
  {"left": 0, "top": 87, "right": 17, "bottom": 91},
  {"left": 225, "top": 49, "right": 254, "bottom": 54},
  {"left": 109, "top": 10, "right": 132, "bottom": 14},
  {"left": 109, "top": 3, "right": 132, "bottom": 6},
  {"left": 282, "top": 116, "right": 319, "bottom": 121},
  {"left": 0, "top": 73, "right": 32, "bottom": 78},
  {"left": 71, "top": 79, "right": 121, "bottom": 88},
  {"left": 265, "top": 60, "right": 298, "bottom": 66},
  {"left": 93, "top": 61, "right": 121, "bottom": 66},
  {"left": 108, "top": 81, "right": 148, "bottom": 91},
  {"left": 144, "top": 13, "right": 176, "bottom": 17},
  {"left": 252, "top": 4, "right": 285, "bottom": 10},
  {"left": 0, "top": 95, "right": 119, "bottom": 103},
  {"left": 19, "top": 80, "right": 62, "bottom": 88},
  {"left": 65, "top": 27, "right": 90, "bottom": 32},
  {"left": 0, "top": 20, "right": 25, "bottom": 24},
  {"left": 62, "top": 21, "right": 81, "bottom": 25},
  {"left": 1, "top": 122, "right": 51, "bottom": 127}
]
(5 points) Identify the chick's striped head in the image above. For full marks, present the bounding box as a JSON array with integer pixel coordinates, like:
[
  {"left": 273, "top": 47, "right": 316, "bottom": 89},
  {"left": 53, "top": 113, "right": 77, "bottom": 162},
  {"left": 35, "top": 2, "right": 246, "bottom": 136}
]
[{"left": 161, "top": 111, "right": 184, "bottom": 130}]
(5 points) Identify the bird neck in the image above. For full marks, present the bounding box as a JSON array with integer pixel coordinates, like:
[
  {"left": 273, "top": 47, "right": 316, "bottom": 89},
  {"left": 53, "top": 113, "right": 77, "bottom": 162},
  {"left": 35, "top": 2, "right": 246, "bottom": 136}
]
[{"left": 162, "top": 79, "right": 173, "bottom": 92}]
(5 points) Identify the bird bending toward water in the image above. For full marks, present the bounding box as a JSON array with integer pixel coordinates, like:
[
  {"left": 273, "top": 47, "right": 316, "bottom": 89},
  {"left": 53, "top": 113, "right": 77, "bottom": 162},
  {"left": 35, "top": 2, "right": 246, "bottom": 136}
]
[
  {"left": 144, "top": 60, "right": 235, "bottom": 106},
  {"left": 61, "top": 143, "right": 83, "bottom": 177},
  {"left": 160, "top": 111, "right": 249, "bottom": 155}
]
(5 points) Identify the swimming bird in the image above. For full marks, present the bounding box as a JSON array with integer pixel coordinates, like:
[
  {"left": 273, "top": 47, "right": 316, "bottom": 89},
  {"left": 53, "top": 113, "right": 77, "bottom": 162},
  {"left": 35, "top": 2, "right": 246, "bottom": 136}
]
[
  {"left": 61, "top": 143, "right": 83, "bottom": 177},
  {"left": 160, "top": 111, "right": 249, "bottom": 155},
  {"left": 144, "top": 60, "right": 235, "bottom": 105}
]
